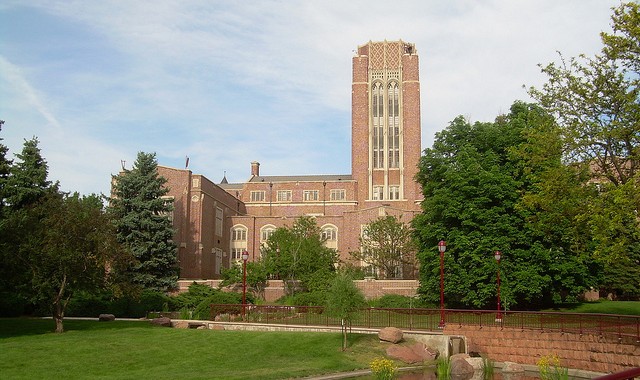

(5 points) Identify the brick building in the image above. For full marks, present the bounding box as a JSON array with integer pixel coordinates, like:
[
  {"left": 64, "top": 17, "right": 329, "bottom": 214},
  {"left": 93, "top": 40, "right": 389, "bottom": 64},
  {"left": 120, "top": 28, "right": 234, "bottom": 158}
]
[{"left": 160, "top": 40, "right": 423, "bottom": 280}]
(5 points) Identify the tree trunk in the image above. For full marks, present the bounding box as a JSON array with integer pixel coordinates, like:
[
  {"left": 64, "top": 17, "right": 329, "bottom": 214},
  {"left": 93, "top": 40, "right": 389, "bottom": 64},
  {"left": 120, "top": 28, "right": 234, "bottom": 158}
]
[
  {"left": 53, "top": 301, "right": 64, "bottom": 333},
  {"left": 341, "top": 319, "right": 347, "bottom": 351},
  {"left": 53, "top": 274, "right": 68, "bottom": 333}
]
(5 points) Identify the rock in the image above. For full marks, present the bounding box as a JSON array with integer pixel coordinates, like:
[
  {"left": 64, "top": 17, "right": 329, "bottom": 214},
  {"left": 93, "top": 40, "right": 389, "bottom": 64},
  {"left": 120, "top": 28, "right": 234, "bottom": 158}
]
[
  {"left": 465, "top": 357, "right": 484, "bottom": 371},
  {"left": 386, "top": 345, "right": 423, "bottom": 364},
  {"left": 378, "top": 327, "right": 403, "bottom": 343},
  {"left": 150, "top": 317, "right": 172, "bottom": 327},
  {"left": 408, "top": 342, "right": 438, "bottom": 361},
  {"left": 98, "top": 314, "right": 115, "bottom": 322},
  {"left": 501, "top": 361, "right": 525, "bottom": 373},
  {"left": 451, "top": 354, "right": 475, "bottom": 377}
]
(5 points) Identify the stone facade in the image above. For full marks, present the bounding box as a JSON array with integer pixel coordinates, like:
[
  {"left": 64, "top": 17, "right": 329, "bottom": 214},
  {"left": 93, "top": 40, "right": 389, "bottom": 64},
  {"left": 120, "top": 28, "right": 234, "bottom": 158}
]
[{"left": 161, "top": 40, "right": 423, "bottom": 281}]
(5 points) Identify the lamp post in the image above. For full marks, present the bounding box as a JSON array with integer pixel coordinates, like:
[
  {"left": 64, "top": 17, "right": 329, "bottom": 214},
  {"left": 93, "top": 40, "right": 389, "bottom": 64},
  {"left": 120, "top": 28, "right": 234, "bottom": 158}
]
[
  {"left": 494, "top": 250, "right": 502, "bottom": 322},
  {"left": 241, "top": 250, "right": 249, "bottom": 320},
  {"left": 437, "top": 240, "right": 447, "bottom": 328}
]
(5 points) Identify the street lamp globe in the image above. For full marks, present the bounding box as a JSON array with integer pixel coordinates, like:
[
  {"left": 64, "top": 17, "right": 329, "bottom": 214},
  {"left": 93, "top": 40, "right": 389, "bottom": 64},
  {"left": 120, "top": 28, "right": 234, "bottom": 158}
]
[
  {"left": 494, "top": 251, "right": 501, "bottom": 262},
  {"left": 242, "top": 250, "right": 249, "bottom": 261},
  {"left": 438, "top": 240, "right": 447, "bottom": 253}
]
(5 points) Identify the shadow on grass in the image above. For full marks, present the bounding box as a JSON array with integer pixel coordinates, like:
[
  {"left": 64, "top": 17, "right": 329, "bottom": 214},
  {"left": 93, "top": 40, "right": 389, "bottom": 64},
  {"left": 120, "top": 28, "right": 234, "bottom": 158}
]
[{"left": 0, "top": 318, "right": 154, "bottom": 339}]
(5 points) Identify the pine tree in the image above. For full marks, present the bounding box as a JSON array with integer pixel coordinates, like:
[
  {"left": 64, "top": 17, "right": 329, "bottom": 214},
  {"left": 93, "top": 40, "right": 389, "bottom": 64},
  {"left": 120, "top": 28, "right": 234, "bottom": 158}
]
[{"left": 109, "top": 152, "right": 178, "bottom": 292}]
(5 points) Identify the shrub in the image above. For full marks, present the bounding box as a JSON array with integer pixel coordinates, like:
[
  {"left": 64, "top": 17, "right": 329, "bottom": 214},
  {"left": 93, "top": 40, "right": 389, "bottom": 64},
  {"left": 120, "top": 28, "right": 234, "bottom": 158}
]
[{"left": 369, "top": 294, "right": 430, "bottom": 309}]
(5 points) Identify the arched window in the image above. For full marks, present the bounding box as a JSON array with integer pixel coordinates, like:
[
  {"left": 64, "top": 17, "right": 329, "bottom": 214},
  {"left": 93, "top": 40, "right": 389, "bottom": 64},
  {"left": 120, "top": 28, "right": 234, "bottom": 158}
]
[
  {"left": 260, "top": 225, "right": 276, "bottom": 242},
  {"left": 230, "top": 225, "right": 248, "bottom": 262},
  {"left": 387, "top": 81, "right": 400, "bottom": 168},
  {"left": 321, "top": 224, "right": 338, "bottom": 250},
  {"left": 371, "top": 81, "right": 385, "bottom": 169}
]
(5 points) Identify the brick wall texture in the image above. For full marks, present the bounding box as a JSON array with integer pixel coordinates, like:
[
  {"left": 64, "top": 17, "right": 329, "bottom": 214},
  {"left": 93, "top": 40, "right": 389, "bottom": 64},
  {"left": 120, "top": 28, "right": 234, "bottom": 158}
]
[{"left": 444, "top": 325, "right": 640, "bottom": 373}]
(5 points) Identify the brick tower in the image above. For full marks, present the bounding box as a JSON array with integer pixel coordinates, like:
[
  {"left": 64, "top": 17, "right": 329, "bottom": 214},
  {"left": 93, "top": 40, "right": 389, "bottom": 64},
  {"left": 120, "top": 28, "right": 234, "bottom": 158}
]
[{"left": 352, "top": 40, "right": 422, "bottom": 208}]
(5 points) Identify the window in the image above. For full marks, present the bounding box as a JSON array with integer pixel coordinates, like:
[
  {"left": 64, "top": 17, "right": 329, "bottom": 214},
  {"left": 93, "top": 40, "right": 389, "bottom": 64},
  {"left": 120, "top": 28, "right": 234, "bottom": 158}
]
[
  {"left": 321, "top": 227, "right": 337, "bottom": 241},
  {"left": 231, "top": 248, "right": 246, "bottom": 261},
  {"left": 372, "top": 186, "right": 384, "bottom": 200},
  {"left": 250, "top": 191, "right": 265, "bottom": 202},
  {"left": 389, "top": 186, "right": 400, "bottom": 200},
  {"left": 261, "top": 225, "right": 276, "bottom": 242},
  {"left": 303, "top": 190, "right": 319, "bottom": 201},
  {"left": 232, "top": 227, "right": 247, "bottom": 241},
  {"left": 159, "top": 196, "right": 174, "bottom": 222},
  {"left": 277, "top": 190, "right": 292, "bottom": 202},
  {"left": 388, "top": 82, "right": 400, "bottom": 168},
  {"left": 321, "top": 225, "right": 338, "bottom": 250},
  {"left": 372, "top": 82, "right": 385, "bottom": 169},
  {"left": 215, "top": 207, "right": 223, "bottom": 236},
  {"left": 231, "top": 225, "right": 248, "bottom": 262},
  {"left": 330, "top": 189, "right": 345, "bottom": 201}
]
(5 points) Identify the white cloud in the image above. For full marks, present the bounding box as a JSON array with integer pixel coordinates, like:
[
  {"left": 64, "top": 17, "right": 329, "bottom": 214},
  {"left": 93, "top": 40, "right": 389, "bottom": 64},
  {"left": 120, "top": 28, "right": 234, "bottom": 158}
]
[{"left": 0, "top": 0, "right": 619, "bottom": 195}]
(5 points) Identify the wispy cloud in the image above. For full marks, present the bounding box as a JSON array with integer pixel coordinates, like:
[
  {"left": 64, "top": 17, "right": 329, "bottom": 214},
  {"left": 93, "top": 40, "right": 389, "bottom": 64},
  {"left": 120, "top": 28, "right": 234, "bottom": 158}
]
[{"left": 0, "top": 0, "right": 617, "bottom": 195}]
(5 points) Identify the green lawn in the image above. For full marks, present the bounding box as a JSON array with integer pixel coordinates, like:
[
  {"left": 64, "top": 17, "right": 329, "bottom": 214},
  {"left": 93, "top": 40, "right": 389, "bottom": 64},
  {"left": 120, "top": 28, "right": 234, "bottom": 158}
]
[
  {"left": 0, "top": 318, "right": 391, "bottom": 380},
  {"left": 549, "top": 300, "right": 640, "bottom": 315}
]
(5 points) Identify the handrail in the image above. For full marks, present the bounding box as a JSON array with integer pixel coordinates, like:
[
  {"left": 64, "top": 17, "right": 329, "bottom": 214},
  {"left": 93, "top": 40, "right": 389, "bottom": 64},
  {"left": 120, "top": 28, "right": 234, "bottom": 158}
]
[{"left": 208, "top": 304, "right": 640, "bottom": 342}]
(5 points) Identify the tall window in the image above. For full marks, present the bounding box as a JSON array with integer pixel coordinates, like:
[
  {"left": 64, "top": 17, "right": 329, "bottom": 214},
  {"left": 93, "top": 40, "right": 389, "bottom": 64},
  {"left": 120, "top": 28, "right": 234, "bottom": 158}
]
[
  {"left": 277, "top": 190, "right": 292, "bottom": 202},
  {"left": 330, "top": 189, "right": 345, "bottom": 201},
  {"left": 372, "top": 82, "right": 385, "bottom": 169},
  {"left": 231, "top": 225, "right": 248, "bottom": 262},
  {"left": 303, "top": 190, "right": 319, "bottom": 201},
  {"left": 387, "top": 82, "right": 400, "bottom": 168},
  {"left": 321, "top": 225, "right": 338, "bottom": 250},
  {"left": 250, "top": 191, "right": 265, "bottom": 202},
  {"left": 215, "top": 207, "right": 223, "bottom": 236}
]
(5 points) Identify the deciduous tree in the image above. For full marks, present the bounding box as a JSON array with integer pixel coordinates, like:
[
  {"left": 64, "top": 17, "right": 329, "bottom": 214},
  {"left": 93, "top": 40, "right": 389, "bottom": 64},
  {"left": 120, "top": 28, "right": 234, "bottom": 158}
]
[{"left": 350, "top": 215, "right": 417, "bottom": 279}]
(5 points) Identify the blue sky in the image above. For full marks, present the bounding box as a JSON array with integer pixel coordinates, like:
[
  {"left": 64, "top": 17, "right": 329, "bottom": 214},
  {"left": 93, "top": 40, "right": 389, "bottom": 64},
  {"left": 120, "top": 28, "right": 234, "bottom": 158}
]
[{"left": 0, "top": 1, "right": 617, "bottom": 196}]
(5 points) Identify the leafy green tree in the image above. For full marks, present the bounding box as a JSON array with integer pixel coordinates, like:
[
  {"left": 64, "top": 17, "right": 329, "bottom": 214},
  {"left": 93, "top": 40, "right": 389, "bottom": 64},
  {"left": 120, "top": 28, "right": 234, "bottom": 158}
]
[
  {"left": 413, "top": 102, "right": 598, "bottom": 309},
  {"left": 529, "top": 2, "right": 640, "bottom": 298},
  {"left": 0, "top": 136, "right": 59, "bottom": 315},
  {"left": 21, "top": 193, "right": 129, "bottom": 332},
  {"left": 109, "top": 152, "right": 178, "bottom": 292},
  {"left": 261, "top": 216, "right": 338, "bottom": 294},
  {"left": 220, "top": 260, "right": 268, "bottom": 301},
  {"left": 0, "top": 120, "right": 10, "bottom": 212},
  {"left": 324, "top": 271, "right": 366, "bottom": 351},
  {"left": 350, "top": 215, "right": 417, "bottom": 279}
]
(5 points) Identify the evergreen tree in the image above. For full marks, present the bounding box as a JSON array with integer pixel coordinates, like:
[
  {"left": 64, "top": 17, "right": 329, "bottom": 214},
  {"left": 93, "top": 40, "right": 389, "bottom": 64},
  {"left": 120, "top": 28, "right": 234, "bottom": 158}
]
[
  {"left": 0, "top": 136, "right": 58, "bottom": 315},
  {"left": 109, "top": 152, "right": 178, "bottom": 292}
]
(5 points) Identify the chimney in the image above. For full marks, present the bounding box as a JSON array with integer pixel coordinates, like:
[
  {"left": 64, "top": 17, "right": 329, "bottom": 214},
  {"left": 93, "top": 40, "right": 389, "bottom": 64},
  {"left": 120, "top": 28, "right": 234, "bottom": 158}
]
[{"left": 251, "top": 161, "right": 260, "bottom": 177}]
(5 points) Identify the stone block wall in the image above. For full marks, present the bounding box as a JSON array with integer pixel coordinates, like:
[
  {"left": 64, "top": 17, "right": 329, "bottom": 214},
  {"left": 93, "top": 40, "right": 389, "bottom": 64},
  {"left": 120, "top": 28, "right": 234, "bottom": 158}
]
[
  {"left": 177, "top": 279, "right": 418, "bottom": 301},
  {"left": 444, "top": 325, "right": 640, "bottom": 373}
]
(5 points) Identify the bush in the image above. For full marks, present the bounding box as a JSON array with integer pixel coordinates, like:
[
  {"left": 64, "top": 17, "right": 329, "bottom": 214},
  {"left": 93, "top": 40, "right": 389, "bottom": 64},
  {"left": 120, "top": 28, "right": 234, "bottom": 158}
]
[
  {"left": 65, "top": 290, "right": 170, "bottom": 318},
  {"left": 0, "top": 292, "right": 31, "bottom": 317},
  {"left": 291, "top": 291, "right": 327, "bottom": 306},
  {"left": 369, "top": 294, "right": 431, "bottom": 309}
]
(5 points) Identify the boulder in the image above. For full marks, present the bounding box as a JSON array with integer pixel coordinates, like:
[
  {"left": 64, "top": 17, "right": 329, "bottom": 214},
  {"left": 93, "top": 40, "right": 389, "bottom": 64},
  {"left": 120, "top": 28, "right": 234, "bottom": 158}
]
[
  {"left": 408, "top": 342, "right": 438, "bottom": 361},
  {"left": 378, "top": 327, "right": 403, "bottom": 343},
  {"left": 150, "top": 317, "right": 172, "bottom": 327},
  {"left": 98, "top": 314, "right": 115, "bottom": 322},
  {"left": 386, "top": 345, "right": 423, "bottom": 364},
  {"left": 451, "top": 354, "right": 475, "bottom": 377},
  {"left": 501, "top": 361, "right": 525, "bottom": 373}
]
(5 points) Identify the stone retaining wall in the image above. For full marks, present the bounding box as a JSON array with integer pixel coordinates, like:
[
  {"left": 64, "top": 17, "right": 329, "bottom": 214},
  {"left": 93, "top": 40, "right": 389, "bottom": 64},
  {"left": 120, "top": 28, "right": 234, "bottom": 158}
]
[
  {"left": 444, "top": 325, "right": 640, "bottom": 373},
  {"left": 177, "top": 279, "right": 418, "bottom": 301}
]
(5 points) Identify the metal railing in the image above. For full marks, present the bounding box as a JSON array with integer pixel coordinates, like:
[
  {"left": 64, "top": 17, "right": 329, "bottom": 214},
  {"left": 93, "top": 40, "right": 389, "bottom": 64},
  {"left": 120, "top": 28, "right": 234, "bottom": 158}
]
[{"left": 208, "top": 304, "right": 640, "bottom": 342}]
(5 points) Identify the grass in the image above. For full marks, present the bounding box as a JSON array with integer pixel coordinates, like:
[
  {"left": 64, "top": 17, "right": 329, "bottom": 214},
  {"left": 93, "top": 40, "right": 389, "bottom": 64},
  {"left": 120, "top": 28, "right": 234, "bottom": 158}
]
[
  {"left": 0, "top": 318, "right": 398, "bottom": 380},
  {"left": 548, "top": 300, "right": 640, "bottom": 315}
]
